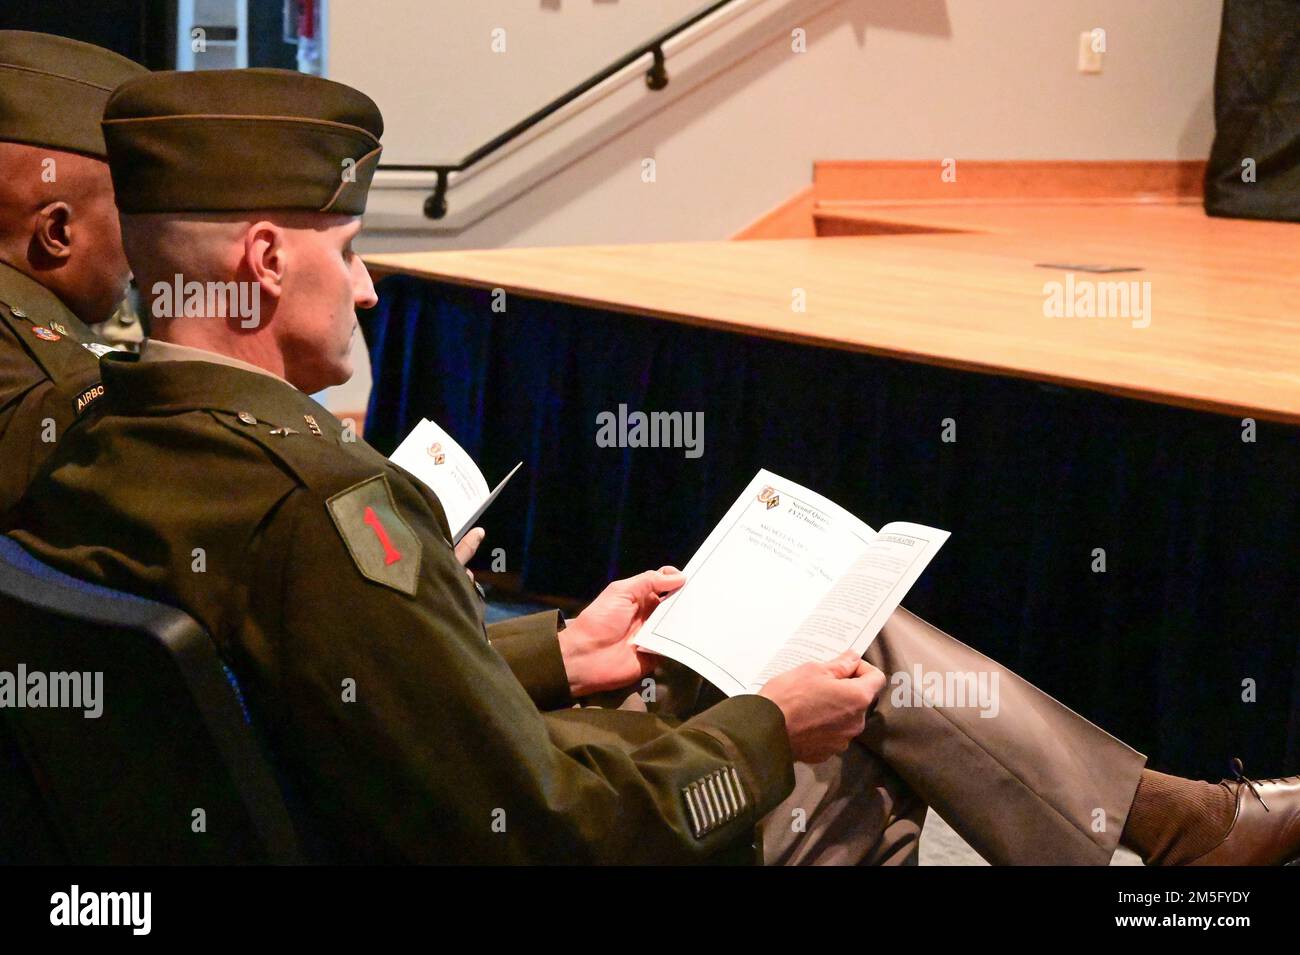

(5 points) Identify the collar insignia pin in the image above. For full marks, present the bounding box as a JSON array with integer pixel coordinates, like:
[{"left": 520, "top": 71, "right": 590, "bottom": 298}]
[
  {"left": 31, "top": 326, "right": 61, "bottom": 342},
  {"left": 269, "top": 426, "right": 299, "bottom": 437},
  {"left": 49, "top": 321, "right": 68, "bottom": 336},
  {"left": 9, "top": 306, "right": 26, "bottom": 319}
]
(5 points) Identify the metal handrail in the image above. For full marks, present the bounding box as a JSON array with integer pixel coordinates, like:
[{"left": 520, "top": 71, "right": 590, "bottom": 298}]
[{"left": 378, "top": 1, "right": 743, "bottom": 219}]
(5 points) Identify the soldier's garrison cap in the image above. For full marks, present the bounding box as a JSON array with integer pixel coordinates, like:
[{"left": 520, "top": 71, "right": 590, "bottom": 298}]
[
  {"left": 0, "top": 31, "right": 146, "bottom": 158},
  {"left": 103, "top": 68, "right": 383, "bottom": 216}
]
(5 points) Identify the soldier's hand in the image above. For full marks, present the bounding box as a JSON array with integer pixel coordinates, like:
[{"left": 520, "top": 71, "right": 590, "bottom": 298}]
[
  {"left": 454, "top": 527, "right": 485, "bottom": 578},
  {"left": 758, "top": 651, "right": 885, "bottom": 764},
  {"left": 560, "top": 566, "right": 686, "bottom": 698}
]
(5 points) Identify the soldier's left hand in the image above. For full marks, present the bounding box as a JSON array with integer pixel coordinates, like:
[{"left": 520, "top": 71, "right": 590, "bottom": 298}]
[
  {"left": 560, "top": 566, "right": 686, "bottom": 697},
  {"left": 454, "top": 526, "right": 485, "bottom": 578}
]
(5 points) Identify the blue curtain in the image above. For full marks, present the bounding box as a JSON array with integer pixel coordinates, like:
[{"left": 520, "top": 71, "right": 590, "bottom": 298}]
[{"left": 363, "top": 274, "right": 1300, "bottom": 780}]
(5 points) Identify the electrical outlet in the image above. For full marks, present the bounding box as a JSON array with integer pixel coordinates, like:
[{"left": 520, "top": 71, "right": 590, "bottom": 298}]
[{"left": 1078, "top": 31, "right": 1103, "bottom": 73}]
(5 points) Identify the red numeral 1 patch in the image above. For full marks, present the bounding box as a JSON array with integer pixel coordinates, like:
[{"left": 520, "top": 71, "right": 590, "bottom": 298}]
[
  {"left": 327, "top": 474, "right": 422, "bottom": 596},
  {"left": 363, "top": 505, "right": 403, "bottom": 565}
]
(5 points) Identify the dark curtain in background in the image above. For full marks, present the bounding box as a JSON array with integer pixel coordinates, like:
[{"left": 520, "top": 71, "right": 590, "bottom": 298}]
[
  {"left": 364, "top": 275, "right": 1300, "bottom": 782},
  {"left": 0, "top": 0, "right": 173, "bottom": 68},
  {"left": 248, "top": 0, "right": 298, "bottom": 71},
  {"left": 0, "top": 0, "right": 297, "bottom": 71},
  {"left": 1205, "top": 0, "right": 1300, "bottom": 222}
]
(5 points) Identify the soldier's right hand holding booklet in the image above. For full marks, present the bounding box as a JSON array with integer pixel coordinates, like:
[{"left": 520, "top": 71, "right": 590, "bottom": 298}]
[{"left": 633, "top": 469, "right": 949, "bottom": 696}]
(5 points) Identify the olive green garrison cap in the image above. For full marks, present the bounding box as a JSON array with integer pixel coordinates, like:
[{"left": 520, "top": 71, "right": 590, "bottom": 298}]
[
  {"left": 0, "top": 30, "right": 146, "bottom": 157},
  {"left": 103, "top": 68, "right": 384, "bottom": 216}
]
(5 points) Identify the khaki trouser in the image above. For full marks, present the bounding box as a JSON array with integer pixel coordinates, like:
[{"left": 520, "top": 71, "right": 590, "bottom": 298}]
[
  {"left": 616, "top": 606, "right": 1148, "bottom": 866},
  {"left": 761, "top": 745, "right": 925, "bottom": 865},
  {"left": 860, "top": 608, "right": 1146, "bottom": 865}
]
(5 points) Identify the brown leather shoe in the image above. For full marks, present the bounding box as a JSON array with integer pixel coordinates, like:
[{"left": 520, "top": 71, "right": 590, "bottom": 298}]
[{"left": 1186, "top": 760, "right": 1300, "bottom": 866}]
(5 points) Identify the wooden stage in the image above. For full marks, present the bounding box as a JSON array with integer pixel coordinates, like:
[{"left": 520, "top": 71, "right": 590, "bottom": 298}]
[{"left": 366, "top": 202, "right": 1300, "bottom": 424}]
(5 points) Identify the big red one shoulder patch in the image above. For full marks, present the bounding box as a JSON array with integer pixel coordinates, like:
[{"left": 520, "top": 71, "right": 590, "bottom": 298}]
[{"left": 326, "top": 474, "right": 422, "bottom": 596}]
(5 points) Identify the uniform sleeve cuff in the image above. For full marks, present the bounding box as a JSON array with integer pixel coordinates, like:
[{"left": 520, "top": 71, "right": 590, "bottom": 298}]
[
  {"left": 487, "top": 610, "right": 573, "bottom": 712},
  {"left": 679, "top": 694, "right": 795, "bottom": 823}
]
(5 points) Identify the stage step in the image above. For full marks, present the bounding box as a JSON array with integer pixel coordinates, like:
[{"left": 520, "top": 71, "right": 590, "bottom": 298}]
[{"left": 736, "top": 160, "right": 1207, "bottom": 240}]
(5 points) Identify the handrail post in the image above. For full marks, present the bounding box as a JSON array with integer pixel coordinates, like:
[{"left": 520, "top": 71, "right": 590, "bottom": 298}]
[
  {"left": 645, "top": 46, "right": 669, "bottom": 90},
  {"left": 423, "top": 169, "right": 450, "bottom": 220}
]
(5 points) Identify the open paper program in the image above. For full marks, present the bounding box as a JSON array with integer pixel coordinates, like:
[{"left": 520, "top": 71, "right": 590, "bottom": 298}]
[
  {"left": 389, "top": 418, "right": 521, "bottom": 544},
  {"left": 634, "top": 469, "right": 949, "bottom": 696}
]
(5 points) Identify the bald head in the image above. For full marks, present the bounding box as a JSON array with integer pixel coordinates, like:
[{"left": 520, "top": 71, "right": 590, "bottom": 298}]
[
  {"left": 0, "top": 140, "right": 130, "bottom": 324},
  {"left": 120, "top": 213, "right": 251, "bottom": 294},
  {"left": 121, "top": 210, "right": 377, "bottom": 393}
]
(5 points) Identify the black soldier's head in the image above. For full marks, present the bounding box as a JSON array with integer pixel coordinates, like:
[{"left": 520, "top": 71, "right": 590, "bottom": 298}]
[
  {"left": 103, "top": 68, "right": 384, "bottom": 394},
  {"left": 0, "top": 31, "right": 146, "bottom": 325}
]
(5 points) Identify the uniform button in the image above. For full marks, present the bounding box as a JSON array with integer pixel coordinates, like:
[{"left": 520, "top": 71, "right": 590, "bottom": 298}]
[{"left": 237, "top": 411, "right": 257, "bottom": 425}]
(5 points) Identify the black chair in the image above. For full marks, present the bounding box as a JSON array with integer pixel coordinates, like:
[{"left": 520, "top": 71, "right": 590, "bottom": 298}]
[{"left": 0, "top": 536, "right": 299, "bottom": 863}]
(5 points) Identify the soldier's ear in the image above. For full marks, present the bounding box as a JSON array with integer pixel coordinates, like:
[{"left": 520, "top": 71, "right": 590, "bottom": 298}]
[
  {"left": 244, "top": 219, "right": 287, "bottom": 300},
  {"left": 32, "top": 201, "right": 74, "bottom": 261}
]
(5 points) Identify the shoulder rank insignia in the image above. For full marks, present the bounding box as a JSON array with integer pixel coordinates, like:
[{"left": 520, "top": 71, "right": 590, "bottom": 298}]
[{"left": 326, "top": 474, "right": 422, "bottom": 596}]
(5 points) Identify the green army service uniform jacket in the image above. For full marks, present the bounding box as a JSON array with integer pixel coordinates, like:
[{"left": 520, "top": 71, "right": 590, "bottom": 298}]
[
  {"left": 5, "top": 355, "right": 795, "bottom": 863},
  {"left": 0, "top": 261, "right": 112, "bottom": 515}
]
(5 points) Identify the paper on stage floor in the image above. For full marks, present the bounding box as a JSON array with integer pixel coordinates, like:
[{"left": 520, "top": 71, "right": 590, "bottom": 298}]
[
  {"left": 633, "top": 469, "right": 948, "bottom": 696},
  {"left": 389, "top": 418, "right": 521, "bottom": 543}
]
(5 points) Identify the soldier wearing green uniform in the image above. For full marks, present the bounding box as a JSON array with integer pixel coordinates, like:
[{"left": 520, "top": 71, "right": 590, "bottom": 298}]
[
  {"left": 4, "top": 68, "right": 882, "bottom": 863},
  {"left": 6, "top": 66, "right": 1298, "bottom": 866},
  {"left": 0, "top": 32, "right": 145, "bottom": 515}
]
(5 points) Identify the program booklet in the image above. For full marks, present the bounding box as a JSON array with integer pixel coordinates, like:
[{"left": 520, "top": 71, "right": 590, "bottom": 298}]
[
  {"left": 633, "top": 470, "right": 949, "bottom": 696},
  {"left": 389, "top": 418, "right": 521, "bottom": 544}
]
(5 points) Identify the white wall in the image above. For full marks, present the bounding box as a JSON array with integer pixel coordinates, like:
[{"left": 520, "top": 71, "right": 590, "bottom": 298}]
[
  {"left": 328, "top": 0, "right": 711, "bottom": 166},
  {"left": 326, "top": 0, "right": 1224, "bottom": 252}
]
